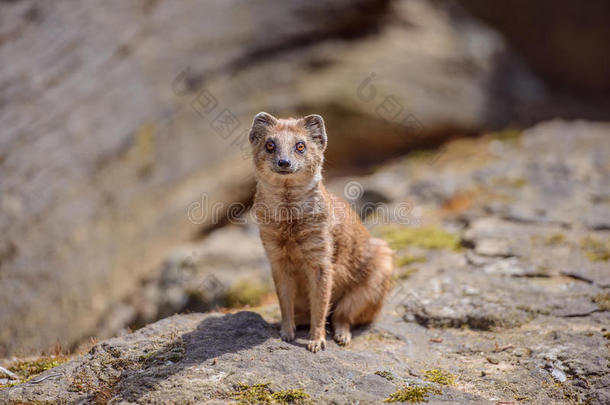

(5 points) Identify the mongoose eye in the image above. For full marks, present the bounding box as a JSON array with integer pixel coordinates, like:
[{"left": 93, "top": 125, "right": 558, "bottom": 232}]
[
  {"left": 295, "top": 142, "right": 306, "bottom": 153},
  {"left": 265, "top": 140, "right": 275, "bottom": 153}
]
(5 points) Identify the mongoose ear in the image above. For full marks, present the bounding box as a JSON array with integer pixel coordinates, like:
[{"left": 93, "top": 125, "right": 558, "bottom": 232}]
[
  {"left": 302, "top": 114, "right": 327, "bottom": 150},
  {"left": 249, "top": 112, "right": 277, "bottom": 144}
]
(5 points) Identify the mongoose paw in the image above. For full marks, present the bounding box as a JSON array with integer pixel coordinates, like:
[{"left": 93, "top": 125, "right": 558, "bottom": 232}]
[
  {"left": 280, "top": 328, "right": 295, "bottom": 342},
  {"left": 333, "top": 330, "right": 352, "bottom": 346},
  {"left": 307, "top": 338, "right": 326, "bottom": 353}
]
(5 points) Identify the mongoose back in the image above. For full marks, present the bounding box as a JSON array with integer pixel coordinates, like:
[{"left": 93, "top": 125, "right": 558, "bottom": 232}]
[{"left": 248, "top": 112, "right": 394, "bottom": 353}]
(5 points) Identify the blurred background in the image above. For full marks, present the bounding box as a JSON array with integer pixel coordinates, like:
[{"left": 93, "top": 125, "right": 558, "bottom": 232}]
[{"left": 1, "top": 0, "right": 609, "bottom": 356}]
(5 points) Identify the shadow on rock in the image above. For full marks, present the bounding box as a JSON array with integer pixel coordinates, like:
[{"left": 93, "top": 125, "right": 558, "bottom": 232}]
[{"left": 114, "top": 311, "right": 272, "bottom": 403}]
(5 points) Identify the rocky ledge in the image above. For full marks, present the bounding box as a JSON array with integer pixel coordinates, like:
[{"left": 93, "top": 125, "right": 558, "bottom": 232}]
[{"left": 1, "top": 120, "right": 609, "bottom": 404}]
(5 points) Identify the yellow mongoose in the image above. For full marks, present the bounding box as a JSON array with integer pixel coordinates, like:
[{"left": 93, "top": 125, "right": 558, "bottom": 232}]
[{"left": 249, "top": 112, "right": 393, "bottom": 353}]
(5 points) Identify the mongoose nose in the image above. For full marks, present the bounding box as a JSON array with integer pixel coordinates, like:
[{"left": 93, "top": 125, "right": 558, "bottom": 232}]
[{"left": 277, "top": 159, "right": 291, "bottom": 168}]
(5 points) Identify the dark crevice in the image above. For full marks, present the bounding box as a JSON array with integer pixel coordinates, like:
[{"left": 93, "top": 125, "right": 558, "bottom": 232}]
[
  {"left": 501, "top": 214, "right": 572, "bottom": 229},
  {"left": 460, "top": 240, "right": 476, "bottom": 250},
  {"left": 228, "top": 0, "right": 392, "bottom": 74},
  {"left": 560, "top": 309, "right": 603, "bottom": 318},
  {"left": 511, "top": 273, "right": 551, "bottom": 279},
  {"left": 175, "top": 0, "right": 392, "bottom": 98},
  {"left": 560, "top": 272, "right": 594, "bottom": 285}
]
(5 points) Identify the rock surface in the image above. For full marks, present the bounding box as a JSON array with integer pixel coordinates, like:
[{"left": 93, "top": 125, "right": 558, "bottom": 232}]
[
  {"left": 3, "top": 120, "right": 607, "bottom": 403},
  {"left": 458, "top": 0, "right": 610, "bottom": 94},
  {"left": 0, "top": 0, "right": 550, "bottom": 355}
]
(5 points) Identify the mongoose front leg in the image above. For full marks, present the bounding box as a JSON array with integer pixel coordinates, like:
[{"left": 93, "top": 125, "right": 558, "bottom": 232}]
[
  {"left": 306, "top": 262, "right": 333, "bottom": 353},
  {"left": 271, "top": 263, "right": 297, "bottom": 342}
]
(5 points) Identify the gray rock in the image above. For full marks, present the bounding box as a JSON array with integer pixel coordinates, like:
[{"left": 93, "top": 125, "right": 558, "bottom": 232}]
[
  {"left": 0, "top": 0, "right": 549, "bottom": 355},
  {"left": 129, "top": 224, "right": 272, "bottom": 326},
  {"left": 3, "top": 119, "right": 610, "bottom": 403},
  {"left": 0, "top": 311, "right": 491, "bottom": 404}
]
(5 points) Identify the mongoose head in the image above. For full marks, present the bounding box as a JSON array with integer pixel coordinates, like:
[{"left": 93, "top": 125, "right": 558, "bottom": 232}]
[{"left": 249, "top": 112, "right": 327, "bottom": 185}]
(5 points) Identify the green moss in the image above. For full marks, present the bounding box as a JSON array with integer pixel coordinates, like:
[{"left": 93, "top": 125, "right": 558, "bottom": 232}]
[
  {"left": 271, "top": 389, "right": 311, "bottom": 404},
  {"left": 185, "top": 288, "right": 206, "bottom": 302},
  {"left": 593, "top": 292, "right": 610, "bottom": 311},
  {"left": 7, "top": 355, "right": 68, "bottom": 381},
  {"left": 396, "top": 254, "right": 427, "bottom": 267},
  {"left": 134, "top": 123, "right": 155, "bottom": 176},
  {"left": 380, "top": 226, "right": 461, "bottom": 252},
  {"left": 225, "top": 281, "right": 270, "bottom": 308},
  {"left": 492, "top": 176, "right": 528, "bottom": 189},
  {"left": 232, "top": 383, "right": 274, "bottom": 403},
  {"left": 510, "top": 177, "right": 528, "bottom": 188},
  {"left": 375, "top": 370, "right": 395, "bottom": 381},
  {"left": 422, "top": 369, "right": 455, "bottom": 386},
  {"left": 230, "top": 383, "right": 311, "bottom": 404},
  {"left": 603, "top": 332, "right": 610, "bottom": 340},
  {"left": 384, "top": 385, "right": 441, "bottom": 403},
  {"left": 138, "top": 351, "right": 155, "bottom": 362},
  {"left": 395, "top": 254, "right": 426, "bottom": 280},
  {"left": 490, "top": 129, "right": 522, "bottom": 142},
  {"left": 545, "top": 233, "right": 566, "bottom": 246},
  {"left": 407, "top": 150, "right": 438, "bottom": 164},
  {"left": 581, "top": 236, "right": 610, "bottom": 262},
  {"left": 395, "top": 267, "right": 419, "bottom": 281}
]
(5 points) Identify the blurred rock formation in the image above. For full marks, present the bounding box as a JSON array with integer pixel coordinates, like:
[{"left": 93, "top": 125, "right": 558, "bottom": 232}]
[{"left": 0, "top": 0, "right": 607, "bottom": 354}]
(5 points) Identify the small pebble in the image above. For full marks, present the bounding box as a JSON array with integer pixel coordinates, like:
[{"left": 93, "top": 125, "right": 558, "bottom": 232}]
[{"left": 551, "top": 368, "right": 567, "bottom": 383}]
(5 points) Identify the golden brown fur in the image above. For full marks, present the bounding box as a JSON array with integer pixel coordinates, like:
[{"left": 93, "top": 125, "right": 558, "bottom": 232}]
[{"left": 249, "top": 112, "right": 393, "bottom": 353}]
